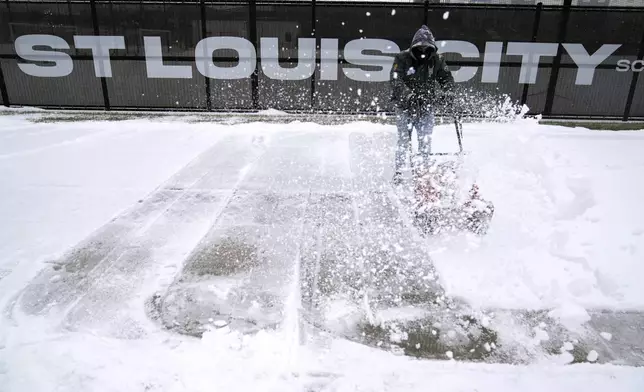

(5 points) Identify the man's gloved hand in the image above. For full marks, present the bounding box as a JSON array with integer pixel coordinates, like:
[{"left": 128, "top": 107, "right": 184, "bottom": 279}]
[{"left": 404, "top": 91, "right": 418, "bottom": 105}]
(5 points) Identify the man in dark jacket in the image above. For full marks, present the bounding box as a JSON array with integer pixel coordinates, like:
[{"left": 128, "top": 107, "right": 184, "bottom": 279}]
[{"left": 390, "top": 25, "right": 455, "bottom": 185}]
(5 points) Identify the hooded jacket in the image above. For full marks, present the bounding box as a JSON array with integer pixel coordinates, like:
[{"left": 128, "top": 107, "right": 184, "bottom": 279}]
[{"left": 390, "top": 25, "right": 455, "bottom": 111}]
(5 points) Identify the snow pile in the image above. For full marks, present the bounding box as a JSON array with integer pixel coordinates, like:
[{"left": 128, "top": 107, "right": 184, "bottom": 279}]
[
  {"left": 257, "top": 108, "right": 289, "bottom": 116},
  {"left": 428, "top": 118, "right": 644, "bottom": 312}
]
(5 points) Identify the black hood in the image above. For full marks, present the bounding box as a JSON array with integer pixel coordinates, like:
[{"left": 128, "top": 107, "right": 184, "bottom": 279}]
[{"left": 411, "top": 25, "right": 437, "bottom": 51}]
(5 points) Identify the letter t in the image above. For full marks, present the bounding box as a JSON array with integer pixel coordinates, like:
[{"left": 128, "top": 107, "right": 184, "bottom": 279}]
[
  {"left": 506, "top": 42, "right": 559, "bottom": 84},
  {"left": 74, "top": 36, "right": 125, "bottom": 77}
]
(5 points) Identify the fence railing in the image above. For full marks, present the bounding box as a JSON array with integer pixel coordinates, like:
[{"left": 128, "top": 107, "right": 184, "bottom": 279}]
[{"left": 0, "top": 0, "right": 643, "bottom": 119}]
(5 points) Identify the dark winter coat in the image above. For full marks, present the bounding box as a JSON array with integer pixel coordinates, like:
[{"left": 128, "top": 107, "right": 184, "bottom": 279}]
[{"left": 390, "top": 25, "right": 455, "bottom": 113}]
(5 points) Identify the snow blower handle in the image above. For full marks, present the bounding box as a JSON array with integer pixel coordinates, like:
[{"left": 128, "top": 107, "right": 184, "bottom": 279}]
[{"left": 454, "top": 116, "right": 464, "bottom": 154}]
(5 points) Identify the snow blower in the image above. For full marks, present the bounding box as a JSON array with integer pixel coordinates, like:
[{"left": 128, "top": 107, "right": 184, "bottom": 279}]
[{"left": 409, "top": 117, "right": 495, "bottom": 236}]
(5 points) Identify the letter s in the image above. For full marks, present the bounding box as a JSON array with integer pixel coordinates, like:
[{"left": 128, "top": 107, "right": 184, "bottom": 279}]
[
  {"left": 343, "top": 39, "right": 399, "bottom": 82},
  {"left": 15, "top": 34, "right": 73, "bottom": 77},
  {"left": 615, "top": 59, "right": 631, "bottom": 72}
]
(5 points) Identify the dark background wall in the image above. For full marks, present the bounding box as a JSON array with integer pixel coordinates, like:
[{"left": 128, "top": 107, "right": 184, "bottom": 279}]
[{"left": 0, "top": 0, "right": 643, "bottom": 119}]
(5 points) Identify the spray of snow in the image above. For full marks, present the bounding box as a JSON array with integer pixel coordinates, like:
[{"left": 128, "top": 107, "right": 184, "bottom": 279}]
[
  {"left": 547, "top": 302, "right": 591, "bottom": 333},
  {"left": 587, "top": 350, "right": 599, "bottom": 362}
]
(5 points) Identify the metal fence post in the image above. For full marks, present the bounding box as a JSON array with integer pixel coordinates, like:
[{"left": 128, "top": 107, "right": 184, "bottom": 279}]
[
  {"left": 1, "top": 0, "right": 11, "bottom": 106},
  {"left": 543, "top": 0, "right": 571, "bottom": 116},
  {"left": 424, "top": 0, "right": 429, "bottom": 25},
  {"left": 0, "top": 63, "right": 9, "bottom": 107},
  {"left": 622, "top": 27, "right": 644, "bottom": 121},
  {"left": 249, "top": 0, "right": 259, "bottom": 109},
  {"left": 200, "top": 0, "right": 212, "bottom": 111},
  {"left": 0, "top": 64, "right": 10, "bottom": 107},
  {"left": 89, "top": 0, "right": 110, "bottom": 110},
  {"left": 310, "top": 0, "right": 317, "bottom": 110},
  {"left": 521, "top": 2, "right": 543, "bottom": 107}
]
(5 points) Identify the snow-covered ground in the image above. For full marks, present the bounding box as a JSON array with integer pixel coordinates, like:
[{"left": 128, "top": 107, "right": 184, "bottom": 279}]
[
  {"left": 431, "top": 122, "right": 644, "bottom": 311},
  {"left": 0, "top": 109, "right": 643, "bottom": 391}
]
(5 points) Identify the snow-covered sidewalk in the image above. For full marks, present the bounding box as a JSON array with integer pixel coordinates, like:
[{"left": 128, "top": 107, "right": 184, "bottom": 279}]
[{"left": 0, "top": 110, "right": 643, "bottom": 391}]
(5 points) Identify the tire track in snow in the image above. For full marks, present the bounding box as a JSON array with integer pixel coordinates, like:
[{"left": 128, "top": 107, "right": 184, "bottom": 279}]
[
  {"left": 59, "top": 134, "right": 269, "bottom": 336},
  {"left": 293, "top": 131, "right": 373, "bottom": 338},
  {"left": 10, "top": 190, "right": 181, "bottom": 320},
  {"left": 14, "top": 132, "right": 242, "bottom": 318},
  {"left": 150, "top": 132, "right": 339, "bottom": 337},
  {"left": 8, "top": 133, "right": 268, "bottom": 333}
]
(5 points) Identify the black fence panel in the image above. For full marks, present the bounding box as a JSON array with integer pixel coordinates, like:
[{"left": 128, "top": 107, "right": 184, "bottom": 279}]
[
  {"left": 95, "top": 2, "right": 200, "bottom": 57},
  {"left": 314, "top": 3, "right": 425, "bottom": 112},
  {"left": 0, "top": 1, "right": 95, "bottom": 55},
  {"left": 550, "top": 7, "right": 644, "bottom": 117},
  {"left": 256, "top": 3, "right": 313, "bottom": 110},
  {"left": 106, "top": 60, "right": 207, "bottom": 109},
  {"left": 0, "top": 62, "right": 7, "bottom": 105},
  {"left": 2, "top": 58, "right": 105, "bottom": 107},
  {"left": 92, "top": 2, "right": 206, "bottom": 109},
  {"left": 562, "top": 9, "right": 642, "bottom": 67},
  {"left": 0, "top": 0, "right": 642, "bottom": 119},
  {"left": 0, "top": 1, "right": 12, "bottom": 56},
  {"left": 204, "top": 3, "right": 253, "bottom": 110},
  {"left": 0, "top": 1, "right": 104, "bottom": 107},
  {"left": 632, "top": 76, "right": 644, "bottom": 117},
  {"left": 429, "top": 6, "right": 556, "bottom": 115}
]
